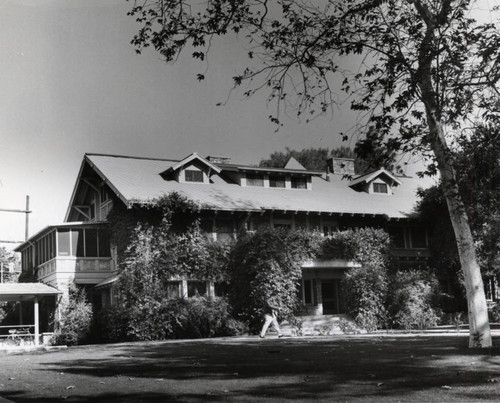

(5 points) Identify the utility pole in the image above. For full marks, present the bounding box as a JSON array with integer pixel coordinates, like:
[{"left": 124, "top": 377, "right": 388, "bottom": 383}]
[{"left": 0, "top": 195, "right": 31, "bottom": 244}]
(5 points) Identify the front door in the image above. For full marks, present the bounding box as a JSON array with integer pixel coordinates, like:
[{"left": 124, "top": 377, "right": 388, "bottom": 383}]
[{"left": 321, "top": 280, "right": 344, "bottom": 314}]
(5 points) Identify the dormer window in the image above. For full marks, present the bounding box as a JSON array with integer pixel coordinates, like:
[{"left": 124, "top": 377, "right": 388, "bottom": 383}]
[
  {"left": 373, "top": 182, "right": 388, "bottom": 194},
  {"left": 292, "top": 177, "right": 307, "bottom": 189},
  {"left": 246, "top": 173, "right": 264, "bottom": 187},
  {"left": 270, "top": 176, "right": 285, "bottom": 188},
  {"left": 349, "top": 168, "right": 402, "bottom": 195},
  {"left": 185, "top": 169, "right": 204, "bottom": 183},
  {"left": 160, "top": 153, "right": 222, "bottom": 184}
]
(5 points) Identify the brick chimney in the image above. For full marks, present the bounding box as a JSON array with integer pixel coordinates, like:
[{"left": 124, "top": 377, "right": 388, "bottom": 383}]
[{"left": 327, "top": 157, "right": 356, "bottom": 176}]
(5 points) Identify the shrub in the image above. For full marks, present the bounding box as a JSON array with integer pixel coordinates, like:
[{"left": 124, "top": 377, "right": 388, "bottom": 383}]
[
  {"left": 179, "top": 296, "right": 243, "bottom": 338},
  {"left": 389, "top": 270, "right": 440, "bottom": 330},
  {"left": 338, "top": 318, "right": 361, "bottom": 335},
  {"left": 53, "top": 284, "right": 93, "bottom": 346},
  {"left": 337, "top": 228, "right": 392, "bottom": 332},
  {"left": 92, "top": 296, "right": 242, "bottom": 342},
  {"left": 90, "top": 305, "right": 131, "bottom": 343},
  {"left": 489, "top": 303, "right": 500, "bottom": 323}
]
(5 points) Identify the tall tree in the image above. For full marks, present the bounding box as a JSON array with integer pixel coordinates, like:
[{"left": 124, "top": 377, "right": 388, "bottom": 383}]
[
  {"left": 354, "top": 130, "right": 403, "bottom": 174},
  {"left": 418, "top": 124, "right": 500, "bottom": 303},
  {"left": 128, "top": 0, "right": 500, "bottom": 347}
]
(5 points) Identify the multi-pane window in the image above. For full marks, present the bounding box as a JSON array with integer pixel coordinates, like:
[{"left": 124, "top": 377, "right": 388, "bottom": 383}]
[
  {"left": 323, "top": 225, "right": 337, "bottom": 237},
  {"left": 373, "top": 182, "right": 389, "bottom": 194},
  {"left": 185, "top": 169, "right": 204, "bottom": 183},
  {"left": 246, "top": 173, "right": 264, "bottom": 187},
  {"left": 291, "top": 177, "right": 307, "bottom": 189},
  {"left": 269, "top": 176, "right": 286, "bottom": 188},
  {"left": 387, "top": 226, "right": 427, "bottom": 249},
  {"left": 56, "top": 228, "right": 110, "bottom": 257}
]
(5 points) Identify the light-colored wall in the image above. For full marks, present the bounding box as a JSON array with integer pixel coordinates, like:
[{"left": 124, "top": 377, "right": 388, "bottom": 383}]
[{"left": 37, "top": 257, "right": 114, "bottom": 297}]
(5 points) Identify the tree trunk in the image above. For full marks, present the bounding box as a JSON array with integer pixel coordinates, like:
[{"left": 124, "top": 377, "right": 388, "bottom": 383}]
[{"left": 427, "top": 118, "right": 492, "bottom": 348}]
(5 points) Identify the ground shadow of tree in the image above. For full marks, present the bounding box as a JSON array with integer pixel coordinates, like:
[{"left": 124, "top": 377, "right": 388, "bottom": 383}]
[{"left": 2, "top": 336, "right": 499, "bottom": 402}]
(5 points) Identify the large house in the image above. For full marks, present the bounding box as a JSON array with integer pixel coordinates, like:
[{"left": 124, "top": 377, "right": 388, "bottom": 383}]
[{"left": 15, "top": 152, "right": 431, "bottom": 318}]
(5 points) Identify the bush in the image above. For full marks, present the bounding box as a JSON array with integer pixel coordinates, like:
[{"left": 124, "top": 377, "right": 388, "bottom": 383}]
[
  {"left": 53, "top": 284, "right": 93, "bottom": 346},
  {"left": 338, "top": 228, "right": 392, "bottom": 332},
  {"left": 489, "top": 303, "right": 500, "bottom": 323},
  {"left": 389, "top": 270, "right": 440, "bottom": 330},
  {"left": 180, "top": 296, "right": 243, "bottom": 338},
  {"left": 91, "top": 296, "right": 242, "bottom": 343}
]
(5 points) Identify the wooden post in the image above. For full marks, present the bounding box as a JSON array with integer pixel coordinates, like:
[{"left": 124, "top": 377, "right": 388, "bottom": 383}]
[
  {"left": 34, "top": 297, "right": 39, "bottom": 347},
  {"left": 25, "top": 195, "right": 30, "bottom": 241}
]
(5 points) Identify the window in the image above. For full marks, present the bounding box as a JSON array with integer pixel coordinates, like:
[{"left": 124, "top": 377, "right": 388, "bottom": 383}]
[
  {"left": 215, "top": 281, "right": 230, "bottom": 297},
  {"left": 274, "top": 223, "right": 291, "bottom": 229},
  {"left": 410, "top": 227, "right": 427, "bottom": 248},
  {"left": 166, "top": 281, "right": 181, "bottom": 299},
  {"left": 58, "top": 229, "right": 71, "bottom": 256},
  {"left": 74, "top": 229, "right": 85, "bottom": 257},
  {"left": 101, "top": 189, "right": 110, "bottom": 202},
  {"left": 100, "top": 200, "right": 113, "bottom": 220},
  {"left": 246, "top": 173, "right": 264, "bottom": 187},
  {"left": 323, "top": 225, "right": 337, "bottom": 237},
  {"left": 291, "top": 177, "right": 307, "bottom": 189},
  {"left": 188, "top": 281, "right": 207, "bottom": 297},
  {"left": 85, "top": 229, "right": 98, "bottom": 257},
  {"left": 98, "top": 230, "right": 111, "bottom": 257},
  {"left": 303, "top": 279, "right": 313, "bottom": 304},
  {"left": 373, "top": 182, "right": 389, "bottom": 194},
  {"left": 185, "top": 169, "right": 204, "bottom": 183},
  {"left": 269, "top": 176, "right": 285, "bottom": 188},
  {"left": 388, "top": 227, "right": 406, "bottom": 249}
]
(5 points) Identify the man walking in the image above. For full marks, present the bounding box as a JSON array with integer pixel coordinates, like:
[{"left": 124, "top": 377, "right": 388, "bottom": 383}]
[{"left": 259, "top": 297, "right": 283, "bottom": 338}]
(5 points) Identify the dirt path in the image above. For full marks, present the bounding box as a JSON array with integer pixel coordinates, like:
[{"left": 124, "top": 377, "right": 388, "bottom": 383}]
[{"left": 0, "top": 334, "right": 499, "bottom": 402}]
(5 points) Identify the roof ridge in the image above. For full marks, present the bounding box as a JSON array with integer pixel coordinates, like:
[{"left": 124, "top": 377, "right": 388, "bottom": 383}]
[{"left": 85, "top": 152, "right": 179, "bottom": 163}]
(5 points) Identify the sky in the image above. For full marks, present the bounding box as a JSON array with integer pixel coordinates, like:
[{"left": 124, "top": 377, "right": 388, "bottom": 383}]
[{"left": 1, "top": 0, "right": 495, "bottom": 249}]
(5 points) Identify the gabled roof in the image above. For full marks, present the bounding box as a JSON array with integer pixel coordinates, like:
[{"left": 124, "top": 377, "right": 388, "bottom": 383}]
[
  {"left": 350, "top": 168, "right": 403, "bottom": 187},
  {"left": 72, "top": 153, "right": 424, "bottom": 220},
  {"left": 164, "top": 152, "right": 221, "bottom": 175},
  {"left": 284, "top": 157, "right": 307, "bottom": 170}
]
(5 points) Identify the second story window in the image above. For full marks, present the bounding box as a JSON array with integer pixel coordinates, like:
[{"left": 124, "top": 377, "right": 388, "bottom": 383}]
[
  {"left": 185, "top": 169, "right": 204, "bottom": 183},
  {"left": 270, "top": 176, "right": 285, "bottom": 188},
  {"left": 246, "top": 173, "right": 264, "bottom": 187},
  {"left": 373, "top": 182, "right": 388, "bottom": 194},
  {"left": 291, "top": 177, "right": 307, "bottom": 189}
]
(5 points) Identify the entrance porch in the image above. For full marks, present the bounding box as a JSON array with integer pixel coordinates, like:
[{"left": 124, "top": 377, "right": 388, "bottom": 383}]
[{"left": 300, "top": 259, "right": 361, "bottom": 316}]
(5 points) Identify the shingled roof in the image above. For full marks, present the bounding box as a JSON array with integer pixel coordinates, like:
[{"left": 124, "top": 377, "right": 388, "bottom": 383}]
[
  {"left": 70, "top": 153, "right": 425, "bottom": 220},
  {"left": 0, "top": 283, "right": 62, "bottom": 302}
]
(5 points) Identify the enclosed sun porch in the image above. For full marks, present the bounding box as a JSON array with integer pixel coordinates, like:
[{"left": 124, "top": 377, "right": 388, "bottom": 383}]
[{"left": 15, "top": 222, "right": 116, "bottom": 296}]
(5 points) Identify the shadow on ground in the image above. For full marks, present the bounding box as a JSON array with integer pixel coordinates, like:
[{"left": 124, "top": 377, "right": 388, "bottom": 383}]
[{"left": 2, "top": 335, "right": 499, "bottom": 402}]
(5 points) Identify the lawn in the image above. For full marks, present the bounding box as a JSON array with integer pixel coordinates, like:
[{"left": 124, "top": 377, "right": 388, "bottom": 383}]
[{"left": 0, "top": 334, "right": 499, "bottom": 402}]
